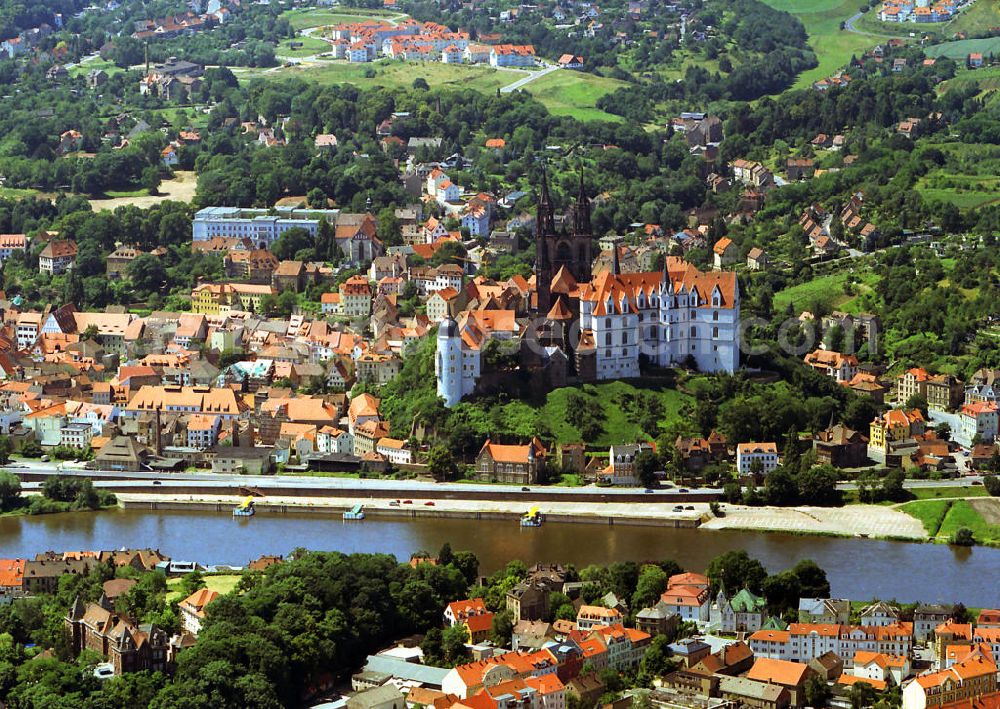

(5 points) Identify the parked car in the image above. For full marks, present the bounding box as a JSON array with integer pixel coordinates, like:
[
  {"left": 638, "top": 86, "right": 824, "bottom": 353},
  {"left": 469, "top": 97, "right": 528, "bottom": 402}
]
[
  {"left": 152, "top": 480, "right": 161, "bottom": 486},
  {"left": 521, "top": 487, "right": 530, "bottom": 492},
  {"left": 389, "top": 500, "right": 400, "bottom": 506},
  {"left": 402, "top": 500, "right": 412, "bottom": 504},
  {"left": 679, "top": 488, "right": 689, "bottom": 493},
  {"left": 424, "top": 501, "right": 435, "bottom": 506}
]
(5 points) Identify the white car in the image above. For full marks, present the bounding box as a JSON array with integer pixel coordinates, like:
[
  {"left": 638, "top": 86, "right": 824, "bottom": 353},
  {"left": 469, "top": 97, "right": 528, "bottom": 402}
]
[{"left": 93, "top": 663, "right": 115, "bottom": 680}]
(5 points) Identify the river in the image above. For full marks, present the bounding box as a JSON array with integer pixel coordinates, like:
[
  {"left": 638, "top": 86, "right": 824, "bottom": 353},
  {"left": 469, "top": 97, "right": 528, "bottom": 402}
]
[{"left": 1, "top": 509, "right": 997, "bottom": 606}]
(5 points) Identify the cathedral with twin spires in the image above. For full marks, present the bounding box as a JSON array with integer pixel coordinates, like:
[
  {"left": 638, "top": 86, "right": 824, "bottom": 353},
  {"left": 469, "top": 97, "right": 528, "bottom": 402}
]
[{"left": 436, "top": 177, "right": 740, "bottom": 407}]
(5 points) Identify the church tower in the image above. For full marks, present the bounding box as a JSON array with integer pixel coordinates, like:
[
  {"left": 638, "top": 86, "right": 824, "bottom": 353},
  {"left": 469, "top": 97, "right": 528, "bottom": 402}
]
[{"left": 534, "top": 169, "right": 594, "bottom": 314}]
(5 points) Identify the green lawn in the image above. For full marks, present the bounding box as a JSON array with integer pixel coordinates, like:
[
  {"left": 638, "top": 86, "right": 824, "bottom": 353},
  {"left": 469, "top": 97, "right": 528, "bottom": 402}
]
[
  {"left": 67, "top": 57, "right": 123, "bottom": 79},
  {"left": 925, "top": 37, "right": 1000, "bottom": 60},
  {"left": 773, "top": 269, "right": 879, "bottom": 314},
  {"left": 900, "top": 499, "right": 951, "bottom": 536},
  {"left": 523, "top": 70, "right": 627, "bottom": 122},
  {"left": 277, "top": 36, "right": 332, "bottom": 58},
  {"left": 0, "top": 186, "right": 40, "bottom": 199},
  {"left": 909, "top": 485, "right": 989, "bottom": 500},
  {"left": 937, "top": 499, "right": 1000, "bottom": 545},
  {"left": 238, "top": 60, "right": 511, "bottom": 93},
  {"left": 282, "top": 7, "right": 400, "bottom": 31},
  {"left": 762, "top": 0, "right": 883, "bottom": 90},
  {"left": 166, "top": 574, "right": 242, "bottom": 603}
]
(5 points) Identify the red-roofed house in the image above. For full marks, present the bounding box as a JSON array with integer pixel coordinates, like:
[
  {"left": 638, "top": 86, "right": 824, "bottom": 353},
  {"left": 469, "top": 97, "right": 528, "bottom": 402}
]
[{"left": 475, "top": 438, "right": 547, "bottom": 485}]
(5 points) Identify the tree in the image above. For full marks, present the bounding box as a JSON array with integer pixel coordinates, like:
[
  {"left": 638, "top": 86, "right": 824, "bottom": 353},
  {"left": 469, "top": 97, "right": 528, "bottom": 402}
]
[
  {"left": 427, "top": 445, "right": 459, "bottom": 482},
  {"left": 631, "top": 565, "right": 668, "bottom": 611},
  {"left": 634, "top": 450, "right": 659, "bottom": 489},
  {"left": 441, "top": 623, "right": 470, "bottom": 665},
  {"left": 797, "top": 464, "right": 841, "bottom": 506},
  {"left": 127, "top": 254, "right": 168, "bottom": 293},
  {"left": 849, "top": 680, "right": 878, "bottom": 709},
  {"left": 0, "top": 436, "right": 12, "bottom": 464},
  {"left": 804, "top": 675, "right": 831, "bottom": 708},
  {"left": 307, "top": 188, "right": 328, "bottom": 209},
  {"left": 763, "top": 571, "right": 801, "bottom": 615},
  {"left": 0, "top": 471, "right": 20, "bottom": 512},
  {"left": 984, "top": 474, "right": 1000, "bottom": 497},
  {"left": 706, "top": 551, "right": 767, "bottom": 595},
  {"left": 764, "top": 466, "right": 798, "bottom": 506},
  {"left": 950, "top": 527, "right": 975, "bottom": 546},
  {"left": 271, "top": 227, "right": 314, "bottom": 261},
  {"left": 905, "top": 393, "right": 928, "bottom": 417},
  {"left": 790, "top": 559, "right": 830, "bottom": 598},
  {"left": 490, "top": 609, "right": 514, "bottom": 645}
]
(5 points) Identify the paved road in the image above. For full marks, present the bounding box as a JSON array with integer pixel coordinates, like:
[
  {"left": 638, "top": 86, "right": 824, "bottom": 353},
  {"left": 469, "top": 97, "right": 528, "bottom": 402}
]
[
  {"left": 843, "top": 11, "right": 894, "bottom": 37},
  {"left": 7, "top": 460, "right": 721, "bottom": 497},
  {"left": 501, "top": 63, "right": 559, "bottom": 93}
]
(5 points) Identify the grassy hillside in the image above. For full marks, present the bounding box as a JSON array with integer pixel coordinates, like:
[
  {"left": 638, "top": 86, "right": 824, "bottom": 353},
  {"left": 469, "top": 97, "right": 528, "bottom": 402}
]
[
  {"left": 523, "top": 71, "right": 627, "bottom": 122},
  {"left": 925, "top": 36, "right": 1000, "bottom": 59},
  {"left": 761, "top": 0, "right": 882, "bottom": 90}
]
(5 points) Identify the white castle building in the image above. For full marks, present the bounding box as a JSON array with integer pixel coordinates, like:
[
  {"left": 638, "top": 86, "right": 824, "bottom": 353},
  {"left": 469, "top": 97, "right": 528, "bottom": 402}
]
[{"left": 435, "top": 257, "right": 740, "bottom": 407}]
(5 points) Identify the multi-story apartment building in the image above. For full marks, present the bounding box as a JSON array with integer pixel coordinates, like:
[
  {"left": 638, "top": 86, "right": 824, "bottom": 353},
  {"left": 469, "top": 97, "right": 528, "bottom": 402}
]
[{"left": 192, "top": 207, "right": 339, "bottom": 248}]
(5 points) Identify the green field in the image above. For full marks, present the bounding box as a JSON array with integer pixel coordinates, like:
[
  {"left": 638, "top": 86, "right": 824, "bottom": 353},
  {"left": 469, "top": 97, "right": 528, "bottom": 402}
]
[
  {"left": 238, "top": 60, "right": 622, "bottom": 121},
  {"left": 0, "top": 186, "right": 40, "bottom": 199},
  {"left": 762, "top": 0, "right": 883, "bottom": 90},
  {"left": 901, "top": 497, "right": 1000, "bottom": 544},
  {"left": 910, "top": 485, "right": 990, "bottom": 500},
  {"left": 277, "top": 36, "right": 332, "bottom": 58},
  {"left": 900, "top": 499, "right": 952, "bottom": 535},
  {"left": 937, "top": 499, "right": 1000, "bottom": 545},
  {"left": 166, "top": 574, "right": 242, "bottom": 603},
  {"left": 67, "top": 57, "right": 123, "bottom": 79},
  {"left": 925, "top": 36, "right": 1000, "bottom": 59},
  {"left": 238, "top": 60, "right": 512, "bottom": 93},
  {"left": 282, "top": 7, "right": 400, "bottom": 31},
  {"left": 773, "top": 269, "right": 879, "bottom": 314},
  {"left": 523, "top": 70, "right": 627, "bottom": 122}
]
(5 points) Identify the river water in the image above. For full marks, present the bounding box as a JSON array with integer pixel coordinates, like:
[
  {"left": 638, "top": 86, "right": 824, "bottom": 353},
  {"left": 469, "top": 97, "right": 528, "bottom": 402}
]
[{"left": 0, "top": 509, "right": 997, "bottom": 606}]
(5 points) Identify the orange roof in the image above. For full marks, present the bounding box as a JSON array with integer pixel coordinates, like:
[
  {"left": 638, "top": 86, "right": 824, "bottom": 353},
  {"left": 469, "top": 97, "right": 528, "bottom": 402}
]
[
  {"left": 485, "top": 138, "right": 506, "bottom": 149},
  {"left": 737, "top": 442, "right": 777, "bottom": 454},
  {"left": 837, "top": 674, "right": 887, "bottom": 691},
  {"left": 0, "top": 559, "right": 24, "bottom": 587},
  {"left": 750, "top": 629, "right": 791, "bottom": 643},
  {"left": 713, "top": 237, "right": 733, "bottom": 255},
  {"left": 747, "top": 657, "right": 810, "bottom": 687},
  {"left": 465, "top": 612, "right": 494, "bottom": 634},
  {"left": 179, "top": 588, "right": 220, "bottom": 617},
  {"left": 667, "top": 572, "right": 709, "bottom": 589}
]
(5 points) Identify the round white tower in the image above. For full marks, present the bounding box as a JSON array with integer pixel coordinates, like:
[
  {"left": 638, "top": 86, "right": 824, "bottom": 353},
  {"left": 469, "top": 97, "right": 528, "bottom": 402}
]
[{"left": 436, "top": 318, "right": 463, "bottom": 407}]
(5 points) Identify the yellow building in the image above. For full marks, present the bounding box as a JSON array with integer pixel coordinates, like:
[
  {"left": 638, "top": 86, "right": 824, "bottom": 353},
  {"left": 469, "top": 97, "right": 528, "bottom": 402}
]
[
  {"left": 869, "top": 408, "right": 925, "bottom": 451},
  {"left": 190, "top": 283, "right": 276, "bottom": 315}
]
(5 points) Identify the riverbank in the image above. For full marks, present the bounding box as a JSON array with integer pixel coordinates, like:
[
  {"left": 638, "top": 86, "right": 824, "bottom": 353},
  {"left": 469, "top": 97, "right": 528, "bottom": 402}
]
[{"left": 114, "top": 492, "right": 927, "bottom": 541}]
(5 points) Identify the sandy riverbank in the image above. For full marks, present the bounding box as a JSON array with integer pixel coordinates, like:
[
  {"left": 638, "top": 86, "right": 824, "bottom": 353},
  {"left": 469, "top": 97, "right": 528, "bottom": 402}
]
[{"left": 114, "top": 493, "right": 927, "bottom": 540}]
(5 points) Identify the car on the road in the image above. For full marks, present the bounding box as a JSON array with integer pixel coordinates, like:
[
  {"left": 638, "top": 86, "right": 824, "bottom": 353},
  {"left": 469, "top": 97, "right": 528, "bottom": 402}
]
[
  {"left": 402, "top": 500, "right": 412, "bottom": 504},
  {"left": 152, "top": 480, "right": 161, "bottom": 485},
  {"left": 685, "top": 505, "right": 695, "bottom": 510},
  {"left": 679, "top": 488, "right": 689, "bottom": 493},
  {"left": 424, "top": 501, "right": 435, "bottom": 506},
  {"left": 972, "top": 480, "right": 983, "bottom": 485},
  {"left": 673, "top": 505, "right": 684, "bottom": 511},
  {"left": 521, "top": 487, "right": 530, "bottom": 492},
  {"left": 40, "top": 455, "right": 49, "bottom": 462},
  {"left": 93, "top": 664, "right": 114, "bottom": 680},
  {"left": 644, "top": 489, "right": 655, "bottom": 493},
  {"left": 389, "top": 500, "right": 400, "bottom": 506}
]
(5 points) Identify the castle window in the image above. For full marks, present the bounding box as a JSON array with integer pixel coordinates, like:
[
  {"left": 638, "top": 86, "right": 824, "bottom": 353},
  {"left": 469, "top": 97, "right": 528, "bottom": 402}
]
[
  {"left": 605, "top": 318, "right": 611, "bottom": 328},
  {"left": 713, "top": 310, "right": 719, "bottom": 321},
  {"left": 690, "top": 326, "right": 697, "bottom": 337},
  {"left": 713, "top": 327, "right": 719, "bottom": 338},
  {"left": 651, "top": 326, "right": 658, "bottom": 337},
  {"left": 605, "top": 333, "right": 612, "bottom": 346},
  {"left": 606, "top": 349, "right": 612, "bottom": 358}
]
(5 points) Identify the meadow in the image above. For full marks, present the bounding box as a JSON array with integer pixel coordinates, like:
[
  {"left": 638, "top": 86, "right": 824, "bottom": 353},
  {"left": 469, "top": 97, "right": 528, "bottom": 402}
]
[
  {"left": 762, "top": 0, "right": 883, "bottom": 90},
  {"left": 281, "top": 7, "right": 400, "bottom": 31},
  {"left": 925, "top": 36, "right": 1000, "bottom": 59},
  {"left": 772, "top": 269, "right": 880, "bottom": 314},
  {"left": 523, "top": 70, "right": 627, "bottom": 122}
]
